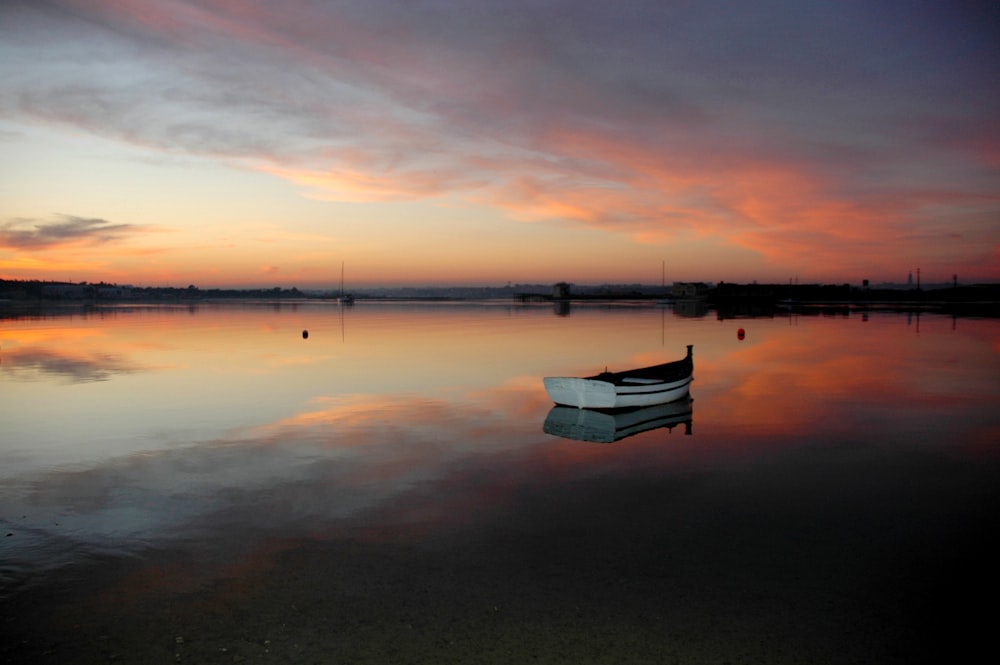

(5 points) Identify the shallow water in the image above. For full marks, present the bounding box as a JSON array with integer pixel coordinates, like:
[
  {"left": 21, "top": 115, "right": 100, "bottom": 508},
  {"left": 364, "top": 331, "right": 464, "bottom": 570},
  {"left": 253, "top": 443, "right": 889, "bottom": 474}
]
[{"left": 2, "top": 302, "right": 998, "bottom": 663}]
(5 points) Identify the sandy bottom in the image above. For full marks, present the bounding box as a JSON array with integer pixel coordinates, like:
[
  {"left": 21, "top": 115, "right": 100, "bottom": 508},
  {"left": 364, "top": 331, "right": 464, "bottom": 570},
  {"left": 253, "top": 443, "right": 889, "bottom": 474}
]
[{"left": 3, "top": 445, "right": 997, "bottom": 664}]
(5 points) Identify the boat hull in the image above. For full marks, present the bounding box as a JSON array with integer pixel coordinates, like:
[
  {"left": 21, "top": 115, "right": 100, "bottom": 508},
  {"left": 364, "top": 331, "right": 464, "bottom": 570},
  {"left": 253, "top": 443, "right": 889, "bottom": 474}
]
[{"left": 543, "top": 374, "right": 693, "bottom": 409}]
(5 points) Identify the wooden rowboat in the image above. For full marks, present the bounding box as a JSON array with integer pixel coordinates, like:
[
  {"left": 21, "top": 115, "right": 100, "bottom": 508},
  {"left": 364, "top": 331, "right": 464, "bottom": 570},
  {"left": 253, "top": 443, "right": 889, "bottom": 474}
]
[{"left": 543, "top": 345, "right": 693, "bottom": 410}]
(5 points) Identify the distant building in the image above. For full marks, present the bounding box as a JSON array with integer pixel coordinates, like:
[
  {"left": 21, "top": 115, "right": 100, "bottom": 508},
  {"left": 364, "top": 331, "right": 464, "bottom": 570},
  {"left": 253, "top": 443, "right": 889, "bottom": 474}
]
[
  {"left": 552, "top": 282, "right": 572, "bottom": 299},
  {"left": 0, "top": 286, "right": 28, "bottom": 300},
  {"left": 41, "top": 284, "right": 89, "bottom": 299},
  {"left": 97, "top": 285, "right": 133, "bottom": 299},
  {"left": 672, "top": 282, "right": 710, "bottom": 299}
]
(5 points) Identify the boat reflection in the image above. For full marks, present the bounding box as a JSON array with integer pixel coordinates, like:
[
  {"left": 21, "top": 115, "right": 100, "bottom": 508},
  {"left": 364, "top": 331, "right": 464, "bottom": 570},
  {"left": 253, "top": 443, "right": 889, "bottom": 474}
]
[{"left": 543, "top": 397, "right": 694, "bottom": 443}]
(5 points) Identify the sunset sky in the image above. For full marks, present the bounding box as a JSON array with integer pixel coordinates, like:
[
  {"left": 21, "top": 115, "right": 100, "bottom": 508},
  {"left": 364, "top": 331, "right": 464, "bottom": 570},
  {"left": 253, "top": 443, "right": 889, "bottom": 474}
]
[{"left": 1, "top": 0, "right": 998, "bottom": 288}]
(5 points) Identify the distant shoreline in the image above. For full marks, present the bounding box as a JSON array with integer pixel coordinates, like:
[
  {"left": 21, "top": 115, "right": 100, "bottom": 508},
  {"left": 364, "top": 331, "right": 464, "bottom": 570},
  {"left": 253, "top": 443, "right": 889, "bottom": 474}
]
[
  {"left": 3, "top": 277, "right": 998, "bottom": 301},
  {"left": 3, "top": 277, "right": 999, "bottom": 323},
  {"left": 2, "top": 290, "right": 997, "bottom": 319}
]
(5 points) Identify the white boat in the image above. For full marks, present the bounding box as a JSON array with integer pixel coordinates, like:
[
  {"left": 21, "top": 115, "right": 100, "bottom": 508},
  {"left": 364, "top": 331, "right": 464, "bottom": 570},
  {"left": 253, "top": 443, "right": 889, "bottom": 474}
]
[
  {"left": 544, "top": 398, "right": 693, "bottom": 443},
  {"left": 543, "top": 345, "right": 693, "bottom": 409}
]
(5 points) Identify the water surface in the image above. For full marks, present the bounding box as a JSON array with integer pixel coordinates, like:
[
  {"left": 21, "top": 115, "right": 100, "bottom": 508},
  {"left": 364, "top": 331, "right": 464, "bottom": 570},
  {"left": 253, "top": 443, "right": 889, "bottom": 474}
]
[{"left": 2, "top": 302, "right": 998, "bottom": 663}]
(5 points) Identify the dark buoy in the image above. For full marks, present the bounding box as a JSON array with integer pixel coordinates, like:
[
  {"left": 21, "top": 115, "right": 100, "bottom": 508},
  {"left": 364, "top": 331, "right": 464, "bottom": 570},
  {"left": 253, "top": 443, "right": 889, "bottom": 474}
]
[
  {"left": 737, "top": 328, "right": 745, "bottom": 341},
  {"left": 302, "top": 329, "right": 309, "bottom": 339}
]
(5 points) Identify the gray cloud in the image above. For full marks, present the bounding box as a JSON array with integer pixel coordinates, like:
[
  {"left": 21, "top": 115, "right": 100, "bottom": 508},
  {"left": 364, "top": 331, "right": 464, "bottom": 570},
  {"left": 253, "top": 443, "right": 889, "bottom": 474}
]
[
  {"left": 0, "top": 215, "right": 139, "bottom": 249},
  {"left": 1, "top": 0, "right": 997, "bottom": 262},
  {"left": 7, "top": 1, "right": 995, "bottom": 182}
]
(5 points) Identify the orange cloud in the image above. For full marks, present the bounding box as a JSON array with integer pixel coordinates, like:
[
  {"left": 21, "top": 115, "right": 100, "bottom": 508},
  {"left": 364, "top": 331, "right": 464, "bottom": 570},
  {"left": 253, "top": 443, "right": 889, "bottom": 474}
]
[
  {"left": 0, "top": 255, "right": 98, "bottom": 273},
  {"left": 5, "top": 0, "right": 998, "bottom": 285},
  {"left": 254, "top": 163, "right": 459, "bottom": 203}
]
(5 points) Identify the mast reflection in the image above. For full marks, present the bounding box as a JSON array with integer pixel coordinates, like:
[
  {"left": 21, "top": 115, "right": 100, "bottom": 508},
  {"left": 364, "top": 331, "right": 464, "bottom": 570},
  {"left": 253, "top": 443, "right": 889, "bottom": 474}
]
[{"left": 543, "top": 397, "right": 693, "bottom": 443}]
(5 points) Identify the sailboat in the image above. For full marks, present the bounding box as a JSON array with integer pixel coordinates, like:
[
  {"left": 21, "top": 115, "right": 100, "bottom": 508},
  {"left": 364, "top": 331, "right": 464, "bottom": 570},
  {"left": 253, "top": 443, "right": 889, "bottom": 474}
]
[
  {"left": 656, "top": 259, "right": 673, "bottom": 305},
  {"left": 337, "top": 261, "right": 354, "bottom": 305}
]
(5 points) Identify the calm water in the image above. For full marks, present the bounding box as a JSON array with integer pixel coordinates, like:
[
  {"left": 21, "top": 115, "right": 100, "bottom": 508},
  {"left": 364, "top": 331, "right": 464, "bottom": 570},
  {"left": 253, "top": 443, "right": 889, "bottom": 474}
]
[{"left": 2, "top": 302, "right": 998, "bottom": 663}]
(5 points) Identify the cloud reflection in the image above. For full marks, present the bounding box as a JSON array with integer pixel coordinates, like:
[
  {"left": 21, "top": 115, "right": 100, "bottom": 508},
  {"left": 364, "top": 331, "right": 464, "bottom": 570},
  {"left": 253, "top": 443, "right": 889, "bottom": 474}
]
[
  {"left": 2, "top": 311, "right": 998, "bottom": 603},
  {"left": 1, "top": 346, "right": 144, "bottom": 382}
]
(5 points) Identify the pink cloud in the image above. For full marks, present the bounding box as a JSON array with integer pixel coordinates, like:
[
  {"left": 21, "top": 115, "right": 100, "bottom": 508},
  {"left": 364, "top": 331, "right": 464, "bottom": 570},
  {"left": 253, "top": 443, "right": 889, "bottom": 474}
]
[{"left": 6, "top": 1, "right": 998, "bottom": 282}]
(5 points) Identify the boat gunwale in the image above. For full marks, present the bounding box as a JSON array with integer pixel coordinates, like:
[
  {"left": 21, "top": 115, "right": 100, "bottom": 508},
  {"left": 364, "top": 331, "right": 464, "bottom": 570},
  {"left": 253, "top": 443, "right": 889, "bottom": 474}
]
[
  {"left": 613, "top": 374, "right": 693, "bottom": 395},
  {"left": 583, "top": 346, "right": 693, "bottom": 386}
]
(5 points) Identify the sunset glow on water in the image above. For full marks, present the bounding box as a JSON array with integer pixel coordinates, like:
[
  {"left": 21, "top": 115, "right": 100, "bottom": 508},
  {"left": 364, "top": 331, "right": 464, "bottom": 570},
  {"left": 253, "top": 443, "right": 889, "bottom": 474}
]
[{"left": 2, "top": 303, "right": 997, "bottom": 662}]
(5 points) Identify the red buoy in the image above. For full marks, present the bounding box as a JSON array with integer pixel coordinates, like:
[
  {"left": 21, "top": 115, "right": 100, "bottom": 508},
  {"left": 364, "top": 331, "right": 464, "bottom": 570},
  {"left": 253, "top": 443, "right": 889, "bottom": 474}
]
[
  {"left": 302, "top": 330, "right": 309, "bottom": 339},
  {"left": 737, "top": 328, "right": 745, "bottom": 341}
]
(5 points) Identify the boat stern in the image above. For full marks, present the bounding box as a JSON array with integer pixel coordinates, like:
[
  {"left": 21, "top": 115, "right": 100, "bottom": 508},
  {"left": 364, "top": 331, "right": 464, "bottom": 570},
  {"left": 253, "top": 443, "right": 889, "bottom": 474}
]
[{"left": 543, "top": 377, "right": 617, "bottom": 409}]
